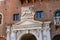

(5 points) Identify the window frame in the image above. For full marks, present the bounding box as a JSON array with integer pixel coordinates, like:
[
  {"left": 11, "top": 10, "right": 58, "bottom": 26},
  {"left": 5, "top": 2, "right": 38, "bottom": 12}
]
[
  {"left": 55, "top": 11, "right": 60, "bottom": 17},
  {"left": 36, "top": 11, "right": 44, "bottom": 19},
  {"left": 13, "top": 14, "right": 20, "bottom": 21}
]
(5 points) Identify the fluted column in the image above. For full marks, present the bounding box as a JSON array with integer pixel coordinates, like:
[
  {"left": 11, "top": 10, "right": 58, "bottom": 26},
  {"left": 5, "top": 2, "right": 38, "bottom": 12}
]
[
  {"left": 7, "top": 26, "right": 11, "bottom": 40},
  {"left": 7, "top": 31, "right": 11, "bottom": 40},
  {"left": 39, "top": 29, "right": 43, "bottom": 40},
  {"left": 11, "top": 31, "right": 17, "bottom": 40},
  {"left": 46, "top": 26, "right": 51, "bottom": 40},
  {"left": 43, "top": 22, "right": 51, "bottom": 40},
  {"left": 43, "top": 27, "right": 47, "bottom": 40},
  {"left": 7, "top": 32, "right": 9, "bottom": 40}
]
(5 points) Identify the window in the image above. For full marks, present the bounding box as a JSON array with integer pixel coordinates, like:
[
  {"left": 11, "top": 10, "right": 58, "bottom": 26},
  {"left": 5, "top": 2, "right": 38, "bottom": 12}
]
[
  {"left": 54, "top": 11, "right": 60, "bottom": 25},
  {"left": 55, "top": 11, "right": 60, "bottom": 17},
  {"left": 36, "top": 11, "right": 44, "bottom": 19},
  {"left": 13, "top": 14, "right": 20, "bottom": 21},
  {"left": 0, "top": 14, "right": 2, "bottom": 24}
]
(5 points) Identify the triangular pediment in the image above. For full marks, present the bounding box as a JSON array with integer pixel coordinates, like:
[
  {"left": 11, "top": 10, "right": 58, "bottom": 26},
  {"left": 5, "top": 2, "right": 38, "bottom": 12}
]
[
  {"left": 12, "top": 20, "right": 43, "bottom": 30},
  {"left": 20, "top": 21, "right": 34, "bottom": 25},
  {"left": 13, "top": 20, "right": 43, "bottom": 26}
]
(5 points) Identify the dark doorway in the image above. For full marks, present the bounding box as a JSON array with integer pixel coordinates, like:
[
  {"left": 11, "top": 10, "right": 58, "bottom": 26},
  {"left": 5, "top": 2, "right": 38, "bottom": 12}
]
[
  {"left": 52, "top": 34, "right": 60, "bottom": 40},
  {"left": 21, "top": 34, "right": 37, "bottom": 40}
]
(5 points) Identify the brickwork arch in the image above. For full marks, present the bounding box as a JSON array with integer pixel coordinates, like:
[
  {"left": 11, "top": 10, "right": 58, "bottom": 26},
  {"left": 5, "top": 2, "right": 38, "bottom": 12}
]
[{"left": 53, "top": 9, "right": 60, "bottom": 16}]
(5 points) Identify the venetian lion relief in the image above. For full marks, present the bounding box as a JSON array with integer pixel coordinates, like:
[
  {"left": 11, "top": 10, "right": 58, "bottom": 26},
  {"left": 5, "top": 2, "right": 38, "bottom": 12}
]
[{"left": 21, "top": 5, "right": 35, "bottom": 19}]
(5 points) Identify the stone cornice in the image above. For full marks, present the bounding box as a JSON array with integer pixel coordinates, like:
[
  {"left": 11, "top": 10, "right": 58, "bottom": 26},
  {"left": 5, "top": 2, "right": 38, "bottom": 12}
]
[
  {"left": 12, "top": 27, "right": 42, "bottom": 31},
  {"left": 44, "top": 21, "right": 51, "bottom": 24},
  {"left": 12, "top": 23, "right": 42, "bottom": 31}
]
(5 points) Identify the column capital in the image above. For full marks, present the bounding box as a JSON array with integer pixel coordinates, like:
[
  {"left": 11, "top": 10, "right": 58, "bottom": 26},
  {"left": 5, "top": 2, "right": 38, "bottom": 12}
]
[
  {"left": 11, "top": 30, "right": 17, "bottom": 33},
  {"left": 43, "top": 21, "right": 51, "bottom": 27},
  {"left": 6, "top": 26, "right": 11, "bottom": 33},
  {"left": 44, "top": 21, "right": 51, "bottom": 24},
  {"left": 43, "top": 27, "right": 51, "bottom": 31},
  {"left": 46, "top": 28, "right": 51, "bottom": 31}
]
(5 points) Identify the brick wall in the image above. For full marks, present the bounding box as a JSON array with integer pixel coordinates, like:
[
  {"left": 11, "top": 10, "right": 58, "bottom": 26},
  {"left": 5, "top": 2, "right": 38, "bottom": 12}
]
[{"left": 0, "top": 0, "right": 60, "bottom": 40}]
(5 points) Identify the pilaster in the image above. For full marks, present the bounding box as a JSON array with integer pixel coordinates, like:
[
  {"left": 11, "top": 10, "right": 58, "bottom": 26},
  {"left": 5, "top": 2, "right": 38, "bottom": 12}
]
[
  {"left": 43, "top": 21, "right": 51, "bottom": 40},
  {"left": 11, "top": 31, "right": 17, "bottom": 40},
  {"left": 39, "top": 29, "right": 43, "bottom": 40},
  {"left": 7, "top": 26, "right": 11, "bottom": 40}
]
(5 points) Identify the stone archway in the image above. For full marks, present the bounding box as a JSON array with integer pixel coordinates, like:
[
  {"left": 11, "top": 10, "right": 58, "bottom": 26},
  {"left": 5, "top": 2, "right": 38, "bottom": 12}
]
[
  {"left": 52, "top": 34, "right": 60, "bottom": 40},
  {"left": 20, "top": 34, "right": 37, "bottom": 40}
]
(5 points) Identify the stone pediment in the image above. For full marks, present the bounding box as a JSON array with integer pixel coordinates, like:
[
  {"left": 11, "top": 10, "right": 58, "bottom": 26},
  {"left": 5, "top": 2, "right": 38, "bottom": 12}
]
[
  {"left": 13, "top": 20, "right": 42, "bottom": 26},
  {"left": 20, "top": 21, "right": 35, "bottom": 25},
  {"left": 12, "top": 20, "right": 43, "bottom": 30}
]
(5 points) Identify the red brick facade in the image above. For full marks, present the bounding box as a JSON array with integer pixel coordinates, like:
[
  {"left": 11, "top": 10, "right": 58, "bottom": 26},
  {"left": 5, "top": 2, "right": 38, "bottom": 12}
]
[{"left": 0, "top": 0, "right": 60, "bottom": 40}]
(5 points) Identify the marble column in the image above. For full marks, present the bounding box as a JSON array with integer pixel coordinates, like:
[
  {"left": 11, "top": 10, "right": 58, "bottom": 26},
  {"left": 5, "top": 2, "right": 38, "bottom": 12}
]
[
  {"left": 7, "top": 26, "right": 11, "bottom": 40},
  {"left": 39, "top": 29, "right": 43, "bottom": 40},
  {"left": 44, "top": 21, "right": 51, "bottom": 40},
  {"left": 7, "top": 32, "right": 11, "bottom": 40},
  {"left": 46, "top": 27, "right": 51, "bottom": 40},
  {"left": 11, "top": 31, "right": 17, "bottom": 40},
  {"left": 43, "top": 27, "right": 47, "bottom": 40}
]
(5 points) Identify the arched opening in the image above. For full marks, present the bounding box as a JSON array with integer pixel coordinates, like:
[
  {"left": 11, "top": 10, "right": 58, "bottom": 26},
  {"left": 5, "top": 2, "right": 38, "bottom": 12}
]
[
  {"left": 0, "top": 14, "right": 2, "bottom": 24},
  {"left": 55, "top": 11, "right": 60, "bottom": 17},
  {"left": 20, "top": 34, "right": 37, "bottom": 40},
  {"left": 54, "top": 11, "right": 60, "bottom": 26},
  {"left": 52, "top": 34, "right": 60, "bottom": 40}
]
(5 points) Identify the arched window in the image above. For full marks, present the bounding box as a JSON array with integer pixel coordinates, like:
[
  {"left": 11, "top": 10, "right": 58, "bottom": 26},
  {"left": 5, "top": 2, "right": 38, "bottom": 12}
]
[
  {"left": 54, "top": 11, "right": 60, "bottom": 25},
  {"left": 0, "top": 14, "right": 2, "bottom": 24},
  {"left": 55, "top": 11, "right": 60, "bottom": 17},
  {"left": 36, "top": 11, "right": 44, "bottom": 19},
  {"left": 0, "top": 13, "right": 3, "bottom": 24}
]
